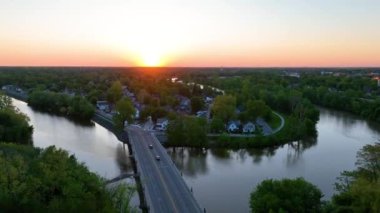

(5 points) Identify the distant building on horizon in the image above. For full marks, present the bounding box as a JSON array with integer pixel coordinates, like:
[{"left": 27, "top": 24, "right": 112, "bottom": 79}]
[{"left": 374, "top": 77, "right": 380, "bottom": 87}]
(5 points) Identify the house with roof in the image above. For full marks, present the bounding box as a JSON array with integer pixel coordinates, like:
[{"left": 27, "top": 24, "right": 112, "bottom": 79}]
[
  {"left": 373, "top": 77, "right": 380, "bottom": 87},
  {"left": 204, "top": 96, "right": 213, "bottom": 104},
  {"left": 175, "top": 95, "right": 191, "bottom": 112},
  {"left": 155, "top": 118, "right": 169, "bottom": 131},
  {"left": 180, "top": 98, "right": 190, "bottom": 110},
  {"left": 122, "top": 86, "right": 136, "bottom": 98},
  {"left": 134, "top": 109, "right": 140, "bottom": 119},
  {"left": 2, "top": 85, "right": 17, "bottom": 91},
  {"left": 227, "top": 120, "right": 241, "bottom": 133},
  {"left": 243, "top": 122, "right": 255, "bottom": 134},
  {"left": 196, "top": 110, "right": 208, "bottom": 118},
  {"left": 96, "top": 101, "right": 110, "bottom": 112}
]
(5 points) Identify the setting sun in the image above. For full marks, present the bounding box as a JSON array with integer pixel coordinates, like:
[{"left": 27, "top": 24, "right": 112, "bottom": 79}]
[
  {"left": 0, "top": 0, "right": 380, "bottom": 67},
  {"left": 140, "top": 53, "right": 163, "bottom": 67}
]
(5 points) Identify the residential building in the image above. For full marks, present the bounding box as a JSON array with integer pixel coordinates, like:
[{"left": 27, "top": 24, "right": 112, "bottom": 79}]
[
  {"left": 196, "top": 110, "right": 208, "bottom": 118},
  {"left": 227, "top": 120, "right": 241, "bottom": 133},
  {"left": 155, "top": 118, "right": 169, "bottom": 131},
  {"left": 96, "top": 101, "right": 110, "bottom": 112},
  {"left": 205, "top": 96, "right": 213, "bottom": 104},
  {"left": 243, "top": 122, "right": 255, "bottom": 134}
]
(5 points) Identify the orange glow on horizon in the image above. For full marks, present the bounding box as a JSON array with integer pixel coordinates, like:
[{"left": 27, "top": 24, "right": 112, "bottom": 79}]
[
  {"left": 136, "top": 52, "right": 167, "bottom": 67},
  {"left": 1, "top": 1, "right": 380, "bottom": 67}
]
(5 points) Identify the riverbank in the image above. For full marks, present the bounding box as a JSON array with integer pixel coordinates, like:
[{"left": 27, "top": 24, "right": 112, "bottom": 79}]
[
  {"left": 207, "top": 114, "right": 313, "bottom": 149},
  {"left": 164, "top": 111, "right": 315, "bottom": 149},
  {"left": 91, "top": 112, "right": 149, "bottom": 212},
  {"left": 3, "top": 89, "right": 28, "bottom": 102},
  {"left": 5, "top": 87, "right": 293, "bottom": 151},
  {"left": 7, "top": 95, "right": 147, "bottom": 212},
  {"left": 167, "top": 107, "right": 380, "bottom": 212},
  {"left": 4, "top": 89, "right": 312, "bottom": 151}
]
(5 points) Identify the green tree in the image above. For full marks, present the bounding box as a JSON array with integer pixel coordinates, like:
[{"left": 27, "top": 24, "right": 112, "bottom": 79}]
[
  {"left": 0, "top": 92, "right": 12, "bottom": 110},
  {"left": 113, "top": 98, "right": 135, "bottom": 129},
  {"left": 68, "top": 96, "right": 95, "bottom": 120},
  {"left": 0, "top": 93, "right": 33, "bottom": 144},
  {"left": 250, "top": 178, "right": 322, "bottom": 213},
  {"left": 210, "top": 117, "right": 225, "bottom": 133},
  {"left": 355, "top": 142, "right": 380, "bottom": 181},
  {"left": 139, "top": 106, "right": 168, "bottom": 122},
  {"left": 28, "top": 91, "right": 94, "bottom": 120},
  {"left": 241, "top": 79, "right": 253, "bottom": 100},
  {"left": 332, "top": 142, "right": 380, "bottom": 212},
  {"left": 107, "top": 81, "right": 123, "bottom": 104},
  {"left": 166, "top": 117, "right": 185, "bottom": 145},
  {"left": 212, "top": 95, "right": 236, "bottom": 122},
  {"left": 167, "top": 116, "right": 207, "bottom": 147},
  {"left": 0, "top": 144, "right": 136, "bottom": 212},
  {"left": 190, "top": 96, "right": 204, "bottom": 113},
  {"left": 137, "top": 89, "right": 149, "bottom": 104},
  {"left": 184, "top": 117, "right": 207, "bottom": 147},
  {"left": 245, "top": 100, "right": 271, "bottom": 121}
]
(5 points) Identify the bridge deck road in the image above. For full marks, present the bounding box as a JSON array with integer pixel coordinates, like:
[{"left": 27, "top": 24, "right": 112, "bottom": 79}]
[{"left": 127, "top": 126, "right": 202, "bottom": 213}]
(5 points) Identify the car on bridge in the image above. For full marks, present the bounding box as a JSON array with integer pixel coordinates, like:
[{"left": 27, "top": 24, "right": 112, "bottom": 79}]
[{"left": 155, "top": 155, "right": 160, "bottom": 161}]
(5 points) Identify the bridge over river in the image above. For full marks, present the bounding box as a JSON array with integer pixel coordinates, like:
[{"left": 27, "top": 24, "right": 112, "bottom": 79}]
[
  {"left": 4, "top": 87, "right": 203, "bottom": 213},
  {"left": 126, "top": 126, "right": 202, "bottom": 213}
]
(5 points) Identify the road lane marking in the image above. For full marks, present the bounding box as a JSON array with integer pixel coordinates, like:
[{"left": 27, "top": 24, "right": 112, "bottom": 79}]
[
  {"left": 138, "top": 130, "right": 180, "bottom": 213},
  {"left": 150, "top": 132, "right": 203, "bottom": 212},
  {"left": 127, "top": 126, "right": 201, "bottom": 213}
]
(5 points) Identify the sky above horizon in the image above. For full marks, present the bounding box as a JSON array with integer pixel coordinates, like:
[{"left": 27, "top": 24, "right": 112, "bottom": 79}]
[{"left": 1, "top": 0, "right": 380, "bottom": 67}]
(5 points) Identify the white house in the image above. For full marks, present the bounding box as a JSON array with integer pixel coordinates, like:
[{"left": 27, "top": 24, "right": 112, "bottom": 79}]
[
  {"left": 227, "top": 120, "right": 241, "bottom": 132},
  {"left": 179, "top": 97, "right": 191, "bottom": 111},
  {"left": 155, "top": 118, "right": 169, "bottom": 131},
  {"left": 196, "top": 110, "right": 208, "bottom": 118},
  {"left": 96, "top": 101, "right": 110, "bottom": 112},
  {"left": 243, "top": 122, "right": 255, "bottom": 134},
  {"left": 1, "top": 85, "right": 13, "bottom": 90},
  {"left": 205, "top": 96, "right": 213, "bottom": 104},
  {"left": 135, "top": 109, "right": 140, "bottom": 119}
]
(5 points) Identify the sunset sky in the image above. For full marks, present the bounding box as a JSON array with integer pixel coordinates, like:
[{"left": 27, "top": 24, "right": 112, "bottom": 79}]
[{"left": 0, "top": 0, "right": 379, "bottom": 67}]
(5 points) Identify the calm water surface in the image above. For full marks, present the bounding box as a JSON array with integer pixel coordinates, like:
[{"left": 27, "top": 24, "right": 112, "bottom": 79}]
[
  {"left": 13, "top": 98, "right": 380, "bottom": 213},
  {"left": 12, "top": 98, "right": 133, "bottom": 179},
  {"left": 168, "top": 108, "right": 380, "bottom": 213}
]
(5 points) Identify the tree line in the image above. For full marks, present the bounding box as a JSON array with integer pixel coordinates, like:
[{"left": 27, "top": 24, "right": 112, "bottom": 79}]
[
  {"left": 249, "top": 142, "right": 380, "bottom": 213},
  {"left": 301, "top": 74, "right": 380, "bottom": 123},
  {"left": 0, "top": 93, "right": 33, "bottom": 144},
  {"left": 0, "top": 68, "right": 218, "bottom": 118},
  {"left": 206, "top": 75, "right": 319, "bottom": 146},
  {"left": 0, "top": 92, "right": 136, "bottom": 212},
  {"left": 28, "top": 91, "right": 95, "bottom": 120}
]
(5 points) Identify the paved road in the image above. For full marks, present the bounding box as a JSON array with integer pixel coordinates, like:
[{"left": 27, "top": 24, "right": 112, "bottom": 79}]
[
  {"left": 272, "top": 111, "right": 285, "bottom": 134},
  {"left": 127, "top": 126, "right": 202, "bottom": 213},
  {"left": 256, "top": 118, "right": 272, "bottom": 136}
]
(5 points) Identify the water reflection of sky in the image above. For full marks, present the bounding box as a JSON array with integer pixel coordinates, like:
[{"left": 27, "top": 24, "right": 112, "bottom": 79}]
[
  {"left": 12, "top": 98, "right": 132, "bottom": 179},
  {"left": 13, "top": 97, "right": 380, "bottom": 213},
  {"left": 169, "top": 108, "right": 380, "bottom": 213}
]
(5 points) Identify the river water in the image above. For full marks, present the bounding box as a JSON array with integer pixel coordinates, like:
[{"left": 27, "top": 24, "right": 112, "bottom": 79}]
[
  {"left": 12, "top": 98, "right": 133, "bottom": 179},
  {"left": 12, "top": 98, "right": 380, "bottom": 213},
  {"left": 167, "top": 108, "right": 380, "bottom": 213}
]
